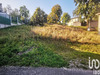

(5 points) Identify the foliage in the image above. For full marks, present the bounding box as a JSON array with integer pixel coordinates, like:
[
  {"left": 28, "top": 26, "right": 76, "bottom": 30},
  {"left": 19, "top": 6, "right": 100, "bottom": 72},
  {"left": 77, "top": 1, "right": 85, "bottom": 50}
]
[
  {"left": 6, "top": 5, "right": 12, "bottom": 15},
  {"left": 73, "top": 0, "right": 100, "bottom": 26},
  {"left": 20, "top": 16, "right": 25, "bottom": 23},
  {"left": 10, "top": 8, "right": 20, "bottom": 23},
  {"left": 47, "top": 4, "right": 62, "bottom": 23},
  {"left": 60, "top": 13, "right": 70, "bottom": 25},
  {"left": 47, "top": 12, "right": 58, "bottom": 23},
  {"left": 30, "top": 7, "right": 47, "bottom": 26},
  {"left": 51, "top": 4, "right": 62, "bottom": 21},
  {"left": 20, "top": 5, "right": 29, "bottom": 24}
]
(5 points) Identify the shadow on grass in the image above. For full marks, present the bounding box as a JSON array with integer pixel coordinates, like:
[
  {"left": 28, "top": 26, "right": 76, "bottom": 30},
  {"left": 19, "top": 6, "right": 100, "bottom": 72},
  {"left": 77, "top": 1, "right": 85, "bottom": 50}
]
[{"left": 34, "top": 35, "right": 100, "bottom": 68}]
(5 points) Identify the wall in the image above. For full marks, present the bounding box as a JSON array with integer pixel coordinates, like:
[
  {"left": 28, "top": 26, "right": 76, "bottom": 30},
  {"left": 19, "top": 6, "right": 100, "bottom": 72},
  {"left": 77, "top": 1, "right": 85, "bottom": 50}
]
[
  {"left": 68, "top": 17, "right": 80, "bottom": 26},
  {"left": 0, "top": 23, "right": 22, "bottom": 28},
  {"left": 73, "top": 22, "right": 81, "bottom": 26},
  {"left": 0, "top": 13, "right": 10, "bottom": 19},
  {"left": 90, "top": 21, "right": 98, "bottom": 28}
]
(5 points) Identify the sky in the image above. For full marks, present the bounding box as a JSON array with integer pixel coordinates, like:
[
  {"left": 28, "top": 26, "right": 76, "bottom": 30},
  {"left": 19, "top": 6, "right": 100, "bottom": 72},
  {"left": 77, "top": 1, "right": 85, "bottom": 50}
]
[{"left": 0, "top": 0, "right": 76, "bottom": 18}]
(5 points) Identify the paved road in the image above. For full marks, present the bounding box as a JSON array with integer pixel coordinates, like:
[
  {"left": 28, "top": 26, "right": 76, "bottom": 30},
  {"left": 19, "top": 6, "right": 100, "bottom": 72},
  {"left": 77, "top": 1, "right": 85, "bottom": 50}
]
[{"left": 0, "top": 66, "right": 93, "bottom": 75}]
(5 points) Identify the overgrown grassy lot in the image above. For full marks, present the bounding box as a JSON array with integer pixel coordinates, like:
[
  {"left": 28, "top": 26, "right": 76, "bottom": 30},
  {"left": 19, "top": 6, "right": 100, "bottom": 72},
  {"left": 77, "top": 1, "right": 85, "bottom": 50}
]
[{"left": 0, "top": 24, "right": 100, "bottom": 69}]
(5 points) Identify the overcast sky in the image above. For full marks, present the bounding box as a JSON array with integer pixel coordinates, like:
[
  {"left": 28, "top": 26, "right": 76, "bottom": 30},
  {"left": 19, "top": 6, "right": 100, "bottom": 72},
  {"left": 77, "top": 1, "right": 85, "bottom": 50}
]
[{"left": 0, "top": 0, "right": 76, "bottom": 18}]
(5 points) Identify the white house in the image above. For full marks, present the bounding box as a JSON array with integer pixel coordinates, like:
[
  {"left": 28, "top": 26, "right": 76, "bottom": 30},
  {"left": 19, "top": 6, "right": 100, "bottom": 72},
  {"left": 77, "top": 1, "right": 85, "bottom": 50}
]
[{"left": 68, "top": 17, "right": 81, "bottom": 26}]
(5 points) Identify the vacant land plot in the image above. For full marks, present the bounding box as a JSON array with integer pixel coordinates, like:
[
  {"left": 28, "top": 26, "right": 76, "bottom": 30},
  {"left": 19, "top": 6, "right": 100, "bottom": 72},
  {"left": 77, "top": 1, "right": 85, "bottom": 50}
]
[{"left": 0, "top": 24, "right": 100, "bottom": 69}]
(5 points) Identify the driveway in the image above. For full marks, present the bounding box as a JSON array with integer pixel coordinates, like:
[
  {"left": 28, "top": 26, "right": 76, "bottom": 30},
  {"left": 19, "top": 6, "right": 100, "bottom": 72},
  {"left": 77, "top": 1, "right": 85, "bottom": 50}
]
[{"left": 0, "top": 66, "right": 93, "bottom": 75}]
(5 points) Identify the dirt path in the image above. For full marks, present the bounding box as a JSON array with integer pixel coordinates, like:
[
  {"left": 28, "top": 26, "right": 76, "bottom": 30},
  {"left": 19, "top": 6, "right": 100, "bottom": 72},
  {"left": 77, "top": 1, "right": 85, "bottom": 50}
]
[{"left": 0, "top": 66, "right": 93, "bottom": 75}]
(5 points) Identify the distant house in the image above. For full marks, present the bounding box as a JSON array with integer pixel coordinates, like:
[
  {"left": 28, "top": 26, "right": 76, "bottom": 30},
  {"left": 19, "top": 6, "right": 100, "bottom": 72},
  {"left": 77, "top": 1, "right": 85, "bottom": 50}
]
[{"left": 67, "top": 17, "right": 81, "bottom": 26}]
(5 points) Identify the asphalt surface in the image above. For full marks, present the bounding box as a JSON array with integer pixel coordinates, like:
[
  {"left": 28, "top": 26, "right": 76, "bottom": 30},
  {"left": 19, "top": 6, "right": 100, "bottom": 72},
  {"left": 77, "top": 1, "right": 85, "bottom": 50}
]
[{"left": 0, "top": 66, "right": 93, "bottom": 75}]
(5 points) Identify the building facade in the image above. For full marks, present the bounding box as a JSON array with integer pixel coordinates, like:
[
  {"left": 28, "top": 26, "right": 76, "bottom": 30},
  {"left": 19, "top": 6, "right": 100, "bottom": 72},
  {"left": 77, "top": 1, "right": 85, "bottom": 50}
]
[{"left": 68, "top": 17, "right": 81, "bottom": 26}]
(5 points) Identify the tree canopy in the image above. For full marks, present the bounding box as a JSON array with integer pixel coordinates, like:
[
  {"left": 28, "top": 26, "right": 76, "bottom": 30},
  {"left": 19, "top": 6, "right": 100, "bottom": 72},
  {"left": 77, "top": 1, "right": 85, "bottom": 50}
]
[
  {"left": 60, "top": 13, "right": 70, "bottom": 25},
  {"left": 74, "top": 0, "right": 100, "bottom": 24},
  {"left": 47, "top": 4, "right": 62, "bottom": 23},
  {"left": 20, "top": 5, "right": 29, "bottom": 24},
  {"left": 30, "top": 7, "right": 47, "bottom": 26}
]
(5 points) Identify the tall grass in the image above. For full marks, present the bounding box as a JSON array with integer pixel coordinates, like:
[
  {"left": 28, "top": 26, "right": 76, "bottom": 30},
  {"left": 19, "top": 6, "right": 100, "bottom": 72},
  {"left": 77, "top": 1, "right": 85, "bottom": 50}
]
[{"left": 32, "top": 24, "right": 100, "bottom": 44}]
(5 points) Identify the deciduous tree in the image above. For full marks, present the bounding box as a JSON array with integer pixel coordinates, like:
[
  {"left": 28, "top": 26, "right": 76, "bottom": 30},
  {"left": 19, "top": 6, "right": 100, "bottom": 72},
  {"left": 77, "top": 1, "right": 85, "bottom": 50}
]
[
  {"left": 20, "top": 5, "right": 29, "bottom": 24},
  {"left": 73, "top": 0, "right": 100, "bottom": 28},
  {"left": 30, "top": 7, "right": 47, "bottom": 26},
  {"left": 47, "top": 4, "right": 62, "bottom": 23},
  {"left": 60, "top": 13, "right": 70, "bottom": 25},
  {"left": 47, "top": 12, "right": 58, "bottom": 23}
]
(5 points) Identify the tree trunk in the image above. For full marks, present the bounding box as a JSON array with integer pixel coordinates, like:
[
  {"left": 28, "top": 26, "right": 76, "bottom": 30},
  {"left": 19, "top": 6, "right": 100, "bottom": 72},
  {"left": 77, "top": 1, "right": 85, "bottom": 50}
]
[{"left": 87, "top": 20, "right": 90, "bottom": 31}]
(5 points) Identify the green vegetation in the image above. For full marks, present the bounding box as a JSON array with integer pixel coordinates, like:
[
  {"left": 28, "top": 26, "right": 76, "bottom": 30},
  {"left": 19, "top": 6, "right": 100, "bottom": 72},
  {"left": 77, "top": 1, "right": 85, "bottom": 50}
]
[
  {"left": 60, "top": 13, "right": 70, "bottom": 25},
  {"left": 0, "top": 25, "right": 66, "bottom": 67},
  {"left": 20, "top": 5, "right": 29, "bottom": 24},
  {"left": 47, "top": 4, "right": 62, "bottom": 23},
  {"left": 0, "top": 24, "right": 100, "bottom": 69},
  {"left": 74, "top": 0, "right": 100, "bottom": 26},
  {"left": 30, "top": 7, "right": 47, "bottom": 26}
]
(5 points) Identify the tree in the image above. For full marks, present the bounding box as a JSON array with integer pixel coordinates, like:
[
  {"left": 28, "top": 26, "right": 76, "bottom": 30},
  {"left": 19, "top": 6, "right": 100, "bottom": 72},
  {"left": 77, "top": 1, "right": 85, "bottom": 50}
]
[
  {"left": 3, "top": 5, "right": 12, "bottom": 14},
  {"left": 51, "top": 4, "right": 62, "bottom": 21},
  {"left": 20, "top": 5, "right": 29, "bottom": 24},
  {"left": 10, "top": 8, "right": 20, "bottom": 23},
  {"left": 47, "top": 4, "right": 62, "bottom": 23},
  {"left": 30, "top": 7, "right": 47, "bottom": 26},
  {"left": 3, "top": 7, "right": 7, "bottom": 13},
  {"left": 60, "top": 13, "right": 70, "bottom": 25},
  {"left": 47, "top": 12, "right": 58, "bottom": 23},
  {"left": 73, "top": 0, "right": 100, "bottom": 28}
]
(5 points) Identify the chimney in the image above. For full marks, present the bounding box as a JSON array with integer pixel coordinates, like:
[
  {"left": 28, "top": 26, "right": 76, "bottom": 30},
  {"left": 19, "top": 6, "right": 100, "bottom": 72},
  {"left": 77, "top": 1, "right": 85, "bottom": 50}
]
[{"left": 0, "top": 3, "right": 2, "bottom": 12}]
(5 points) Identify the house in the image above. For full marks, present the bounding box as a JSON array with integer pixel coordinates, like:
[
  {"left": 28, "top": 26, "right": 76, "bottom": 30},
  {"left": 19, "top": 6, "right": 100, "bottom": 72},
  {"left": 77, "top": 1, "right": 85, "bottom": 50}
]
[
  {"left": 68, "top": 17, "right": 98, "bottom": 28},
  {"left": 67, "top": 17, "right": 81, "bottom": 26}
]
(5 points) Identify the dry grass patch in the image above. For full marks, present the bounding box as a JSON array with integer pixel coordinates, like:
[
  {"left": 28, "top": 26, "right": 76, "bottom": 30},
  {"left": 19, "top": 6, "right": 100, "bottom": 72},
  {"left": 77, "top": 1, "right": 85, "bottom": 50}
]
[{"left": 32, "top": 24, "right": 100, "bottom": 44}]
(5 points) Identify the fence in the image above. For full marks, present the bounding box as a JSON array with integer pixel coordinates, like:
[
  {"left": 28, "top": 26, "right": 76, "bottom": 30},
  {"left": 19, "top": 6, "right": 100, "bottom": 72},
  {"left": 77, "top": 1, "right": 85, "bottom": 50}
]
[{"left": 0, "top": 15, "right": 11, "bottom": 25}]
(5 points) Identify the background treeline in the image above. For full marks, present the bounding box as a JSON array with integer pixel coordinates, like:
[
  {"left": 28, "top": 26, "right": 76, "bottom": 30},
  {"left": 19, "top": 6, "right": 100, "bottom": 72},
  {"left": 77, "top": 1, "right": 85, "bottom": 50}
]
[
  {"left": 3, "top": 4, "right": 71, "bottom": 25},
  {"left": 3, "top": 5, "right": 29, "bottom": 24},
  {"left": 30, "top": 4, "right": 71, "bottom": 26},
  {"left": 3, "top": 0, "right": 100, "bottom": 26}
]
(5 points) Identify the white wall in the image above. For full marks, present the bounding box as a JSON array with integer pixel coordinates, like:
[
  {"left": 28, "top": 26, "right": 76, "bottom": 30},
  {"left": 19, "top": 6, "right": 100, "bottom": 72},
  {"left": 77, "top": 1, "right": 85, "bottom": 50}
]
[
  {"left": 0, "top": 23, "right": 22, "bottom": 29},
  {"left": 0, "top": 12, "right": 10, "bottom": 19},
  {"left": 68, "top": 18, "right": 79, "bottom": 26}
]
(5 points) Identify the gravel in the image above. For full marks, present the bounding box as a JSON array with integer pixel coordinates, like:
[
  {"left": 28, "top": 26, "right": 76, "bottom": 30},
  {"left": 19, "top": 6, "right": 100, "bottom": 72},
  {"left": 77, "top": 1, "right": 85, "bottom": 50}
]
[{"left": 0, "top": 66, "right": 93, "bottom": 75}]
